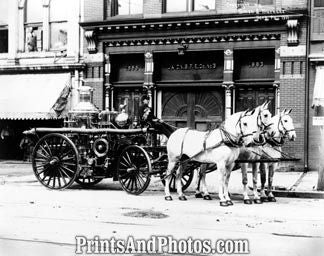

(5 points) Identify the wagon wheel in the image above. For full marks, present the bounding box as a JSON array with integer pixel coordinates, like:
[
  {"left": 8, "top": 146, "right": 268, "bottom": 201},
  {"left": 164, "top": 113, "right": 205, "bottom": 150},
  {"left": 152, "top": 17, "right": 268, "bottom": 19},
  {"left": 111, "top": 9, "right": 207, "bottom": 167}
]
[
  {"left": 32, "top": 133, "right": 79, "bottom": 189},
  {"left": 117, "top": 145, "right": 151, "bottom": 195},
  {"left": 161, "top": 165, "right": 194, "bottom": 192},
  {"left": 75, "top": 176, "right": 103, "bottom": 187}
]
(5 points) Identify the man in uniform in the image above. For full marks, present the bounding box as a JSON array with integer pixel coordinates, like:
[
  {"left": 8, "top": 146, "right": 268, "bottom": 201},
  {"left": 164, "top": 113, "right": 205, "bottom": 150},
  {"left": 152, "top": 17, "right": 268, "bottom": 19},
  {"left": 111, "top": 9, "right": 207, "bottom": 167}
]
[{"left": 139, "top": 95, "right": 153, "bottom": 126}]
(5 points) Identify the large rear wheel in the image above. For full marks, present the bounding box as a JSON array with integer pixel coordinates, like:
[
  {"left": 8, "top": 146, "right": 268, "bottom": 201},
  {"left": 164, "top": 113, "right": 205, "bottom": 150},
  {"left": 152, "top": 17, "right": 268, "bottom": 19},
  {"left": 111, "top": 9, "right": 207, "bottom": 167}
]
[
  {"left": 32, "top": 133, "right": 79, "bottom": 189},
  {"left": 117, "top": 145, "right": 151, "bottom": 195}
]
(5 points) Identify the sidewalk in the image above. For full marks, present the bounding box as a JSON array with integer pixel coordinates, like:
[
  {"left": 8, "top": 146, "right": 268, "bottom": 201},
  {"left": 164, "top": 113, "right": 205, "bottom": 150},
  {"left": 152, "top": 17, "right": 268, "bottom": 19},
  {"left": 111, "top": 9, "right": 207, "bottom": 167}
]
[{"left": 0, "top": 160, "right": 324, "bottom": 198}]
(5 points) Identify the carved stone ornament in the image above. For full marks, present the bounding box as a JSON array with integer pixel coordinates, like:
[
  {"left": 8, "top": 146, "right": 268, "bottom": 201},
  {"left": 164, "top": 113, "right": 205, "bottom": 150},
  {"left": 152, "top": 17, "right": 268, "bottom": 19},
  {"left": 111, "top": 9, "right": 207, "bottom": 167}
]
[
  {"left": 145, "top": 51, "right": 153, "bottom": 59},
  {"left": 287, "top": 20, "right": 299, "bottom": 46},
  {"left": 224, "top": 49, "right": 233, "bottom": 56},
  {"left": 85, "top": 30, "right": 97, "bottom": 53}
]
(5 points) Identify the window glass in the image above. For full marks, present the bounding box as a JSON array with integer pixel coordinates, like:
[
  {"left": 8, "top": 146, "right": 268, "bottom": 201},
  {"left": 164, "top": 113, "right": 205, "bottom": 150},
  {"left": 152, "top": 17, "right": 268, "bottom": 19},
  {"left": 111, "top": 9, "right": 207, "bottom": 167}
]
[
  {"left": 0, "top": 0, "right": 8, "bottom": 25},
  {"left": 315, "top": 0, "right": 324, "bottom": 7},
  {"left": 194, "top": 0, "right": 215, "bottom": 11},
  {"left": 26, "top": 0, "right": 43, "bottom": 23},
  {"left": 50, "top": 0, "right": 71, "bottom": 21},
  {"left": 25, "top": 26, "right": 43, "bottom": 52},
  {"left": 259, "top": 0, "right": 273, "bottom": 5},
  {"left": 166, "top": 0, "right": 187, "bottom": 12},
  {"left": 0, "top": 30, "right": 8, "bottom": 53},
  {"left": 118, "top": 0, "right": 143, "bottom": 15},
  {"left": 50, "top": 22, "right": 67, "bottom": 50}
]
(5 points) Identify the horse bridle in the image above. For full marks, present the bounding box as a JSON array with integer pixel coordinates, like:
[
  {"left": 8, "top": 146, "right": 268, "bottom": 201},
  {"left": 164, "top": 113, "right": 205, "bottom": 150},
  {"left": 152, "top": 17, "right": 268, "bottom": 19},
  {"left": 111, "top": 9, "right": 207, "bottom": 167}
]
[
  {"left": 278, "top": 114, "right": 295, "bottom": 137},
  {"left": 235, "top": 111, "right": 257, "bottom": 145},
  {"left": 265, "top": 114, "right": 295, "bottom": 146}
]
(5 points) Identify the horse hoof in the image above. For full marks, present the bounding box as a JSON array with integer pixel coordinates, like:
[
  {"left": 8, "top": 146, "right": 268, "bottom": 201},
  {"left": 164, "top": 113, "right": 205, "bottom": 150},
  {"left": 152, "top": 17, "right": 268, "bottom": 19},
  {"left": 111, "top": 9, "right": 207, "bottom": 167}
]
[
  {"left": 254, "top": 199, "right": 262, "bottom": 204},
  {"left": 203, "top": 195, "right": 212, "bottom": 200},
  {"left": 165, "top": 196, "right": 173, "bottom": 201},
  {"left": 220, "top": 201, "right": 228, "bottom": 207},
  {"left": 261, "top": 197, "right": 268, "bottom": 202},
  {"left": 179, "top": 195, "right": 187, "bottom": 201},
  {"left": 195, "top": 193, "right": 203, "bottom": 198},
  {"left": 268, "top": 197, "right": 276, "bottom": 202},
  {"left": 226, "top": 200, "right": 234, "bottom": 206},
  {"left": 244, "top": 199, "right": 252, "bottom": 205}
]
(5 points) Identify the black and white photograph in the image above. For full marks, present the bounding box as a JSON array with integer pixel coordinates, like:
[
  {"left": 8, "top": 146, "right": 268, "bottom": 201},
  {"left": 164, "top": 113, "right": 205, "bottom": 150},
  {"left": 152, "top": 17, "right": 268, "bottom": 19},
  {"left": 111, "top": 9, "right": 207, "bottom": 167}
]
[{"left": 0, "top": 0, "right": 324, "bottom": 255}]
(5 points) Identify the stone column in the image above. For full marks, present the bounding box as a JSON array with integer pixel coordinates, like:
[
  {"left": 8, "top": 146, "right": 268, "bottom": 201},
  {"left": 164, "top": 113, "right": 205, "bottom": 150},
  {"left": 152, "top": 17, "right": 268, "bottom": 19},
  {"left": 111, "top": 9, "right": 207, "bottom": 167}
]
[
  {"left": 43, "top": 0, "right": 50, "bottom": 51},
  {"left": 223, "top": 49, "right": 234, "bottom": 118},
  {"left": 8, "top": 0, "right": 18, "bottom": 64},
  {"left": 104, "top": 54, "right": 112, "bottom": 110},
  {"left": 274, "top": 47, "right": 281, "bottom": 114},
  {"left": 18, "top": 0, "right": 25, "bottom": 52},
  {"left": 144, "top": 51, "right": 154, "bottom": 108}
]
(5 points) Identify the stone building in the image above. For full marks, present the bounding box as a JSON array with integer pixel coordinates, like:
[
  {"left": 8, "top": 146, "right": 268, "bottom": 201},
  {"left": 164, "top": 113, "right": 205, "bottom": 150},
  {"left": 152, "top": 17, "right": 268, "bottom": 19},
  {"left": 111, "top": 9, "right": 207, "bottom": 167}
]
[
  {"left": 0, "top": 0, "right": 83, "bottom": 159},
  {"left": 81, "top": 0, "right": 308, "bottom": 170}
]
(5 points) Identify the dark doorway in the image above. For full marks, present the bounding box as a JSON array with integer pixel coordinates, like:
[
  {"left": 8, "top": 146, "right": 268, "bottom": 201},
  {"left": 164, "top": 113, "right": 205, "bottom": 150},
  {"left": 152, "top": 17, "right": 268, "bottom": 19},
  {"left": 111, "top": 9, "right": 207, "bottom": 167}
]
[{"left": 235, "top": 87, "right": 275, "bottom": 114}]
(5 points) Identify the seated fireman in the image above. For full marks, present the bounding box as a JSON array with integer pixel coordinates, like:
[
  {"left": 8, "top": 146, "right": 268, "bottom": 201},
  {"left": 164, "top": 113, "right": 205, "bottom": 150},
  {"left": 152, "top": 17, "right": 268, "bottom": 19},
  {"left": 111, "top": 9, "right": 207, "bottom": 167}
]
[{"left": 138, "top": 95, "right": 174, "bottom": 137}]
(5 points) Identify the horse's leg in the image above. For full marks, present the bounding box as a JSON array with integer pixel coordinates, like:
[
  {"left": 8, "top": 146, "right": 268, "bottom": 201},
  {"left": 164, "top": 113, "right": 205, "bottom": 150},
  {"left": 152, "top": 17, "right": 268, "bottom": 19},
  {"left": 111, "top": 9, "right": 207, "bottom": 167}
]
[
  {"left": 218, "top": 162, "right": 228, "bottom": 207},
  {"left": 241, "top": 163, "right": 252, "bottom": 204},
  {"left": 176, "top": 163, "right": 187, "bottom": 201},
  {"left": 195, "top": 165, "right": 204, "bottom": 198},
  {"left": 252, "top": 162, "right": 262, "bottom": 204},
  {"left": 267, "top": 163, "right": 276, "bottom": 202},
  {"left": 164, "top": 160, "right": 176, "bottom": 200},
  {"left": 200, "top": 164, "right": 212, "bottom": 200},
  {"left": 224, "top": 162, "right": 235, "bottom": 206},
  {"left": 260, "top": 162, "right": 268, "bottom": 202}
]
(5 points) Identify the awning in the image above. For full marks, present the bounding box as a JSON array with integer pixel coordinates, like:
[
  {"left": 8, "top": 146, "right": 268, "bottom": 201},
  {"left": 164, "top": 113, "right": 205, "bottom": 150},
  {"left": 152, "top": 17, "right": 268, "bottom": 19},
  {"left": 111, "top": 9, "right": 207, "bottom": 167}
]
[
  {"left": 312, "top": 65, "right": 324, "bottom": 108},
  {"left": 0, "top": 73, "right": 71, "bottom": 120}
]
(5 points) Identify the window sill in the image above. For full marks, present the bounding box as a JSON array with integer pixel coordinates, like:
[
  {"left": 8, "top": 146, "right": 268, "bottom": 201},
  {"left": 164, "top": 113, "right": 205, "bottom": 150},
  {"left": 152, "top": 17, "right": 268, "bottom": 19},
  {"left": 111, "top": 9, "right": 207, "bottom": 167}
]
[
  {"left": 17, "top": 50, "right": 69, "bottom": 58},
  {"left": 0, "top": 53, "right": 8, "bottom": 59}
]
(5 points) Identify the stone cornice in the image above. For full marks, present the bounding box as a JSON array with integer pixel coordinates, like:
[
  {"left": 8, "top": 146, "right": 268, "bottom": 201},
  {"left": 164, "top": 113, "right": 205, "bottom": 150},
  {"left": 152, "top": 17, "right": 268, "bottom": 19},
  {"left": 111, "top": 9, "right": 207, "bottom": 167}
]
[
  {"left": 0, "top": 63, "right": 85, "bottom": 72},
  {"left": 103, "top": 33, "right": 281, "bottom": 48},
  {"left": 80, "top": 12, "right": 305, "bottom": 32}
]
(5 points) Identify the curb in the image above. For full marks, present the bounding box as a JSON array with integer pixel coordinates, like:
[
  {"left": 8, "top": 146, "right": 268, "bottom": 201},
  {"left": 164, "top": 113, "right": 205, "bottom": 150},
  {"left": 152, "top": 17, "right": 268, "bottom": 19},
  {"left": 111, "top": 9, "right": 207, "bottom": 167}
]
[{"left": 272, "top": 190, "right": 324, "bottom": 199}]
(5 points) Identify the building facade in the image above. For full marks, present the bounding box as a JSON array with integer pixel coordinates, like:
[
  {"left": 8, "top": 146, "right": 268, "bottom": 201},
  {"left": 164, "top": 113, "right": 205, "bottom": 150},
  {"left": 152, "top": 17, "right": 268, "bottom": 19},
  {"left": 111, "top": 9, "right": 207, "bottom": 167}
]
[
  {"left": 309, "top": 0, "right": 324, "bottom": 178},
  {"left": 81, "top": 0, "right": 308, "bottom": 170},
  {"left": 0, "top": 0, "right": 84, "bottom": 159}
]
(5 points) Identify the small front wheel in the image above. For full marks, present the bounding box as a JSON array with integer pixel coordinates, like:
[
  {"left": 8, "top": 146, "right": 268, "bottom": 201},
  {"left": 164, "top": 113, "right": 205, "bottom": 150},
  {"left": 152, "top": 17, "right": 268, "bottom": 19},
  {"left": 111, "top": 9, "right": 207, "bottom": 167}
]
[{"left": 117, "top": 145, "right": 151, "bottom": 195}]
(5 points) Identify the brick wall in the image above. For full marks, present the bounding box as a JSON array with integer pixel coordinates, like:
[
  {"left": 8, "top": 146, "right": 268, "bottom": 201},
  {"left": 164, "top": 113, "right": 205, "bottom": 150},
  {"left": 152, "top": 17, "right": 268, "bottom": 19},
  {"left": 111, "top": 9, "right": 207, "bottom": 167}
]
[
  {"left": 85, "top": 62, "right": 105, "bottom": 109},
  {"left": 144, "top": 0, "right": 162, "bottom": 17},
  {"left": 84, "top": 0, "right": 104, "bottom": 21}
]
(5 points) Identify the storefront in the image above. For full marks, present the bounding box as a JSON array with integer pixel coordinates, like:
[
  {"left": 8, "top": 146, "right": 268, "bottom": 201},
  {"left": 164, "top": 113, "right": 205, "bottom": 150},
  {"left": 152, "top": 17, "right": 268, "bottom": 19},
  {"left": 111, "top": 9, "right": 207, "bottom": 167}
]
[
  {"left": 0, "top": 71, "right": 80, "bottom": 160},
  {"left": 81, "top": 9, "right": 307, "bottom": 169}
]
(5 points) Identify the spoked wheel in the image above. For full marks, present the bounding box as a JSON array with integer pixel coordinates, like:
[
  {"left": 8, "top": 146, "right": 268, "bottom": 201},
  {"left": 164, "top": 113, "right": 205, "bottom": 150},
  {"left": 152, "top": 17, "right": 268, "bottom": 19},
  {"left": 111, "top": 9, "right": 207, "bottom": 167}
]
[
  {"left": 32, "top": 133, "right": 79, "bottom": 189},
  {"left": 161, "top": 165, "right": 194, "bottom": 192},
  {"left": 75, "top": 176, "right": 103, "bottom": 187},
  {"left": 117, "top": 145, "right": 151, "bottom": 195}
]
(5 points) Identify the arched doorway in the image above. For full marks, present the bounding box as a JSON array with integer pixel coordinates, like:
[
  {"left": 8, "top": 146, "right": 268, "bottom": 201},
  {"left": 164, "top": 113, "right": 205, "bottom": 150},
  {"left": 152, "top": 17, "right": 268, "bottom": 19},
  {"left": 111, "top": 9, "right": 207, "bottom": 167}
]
[{"left": 161, "top": 88, "right": 224, "bottom": 131}]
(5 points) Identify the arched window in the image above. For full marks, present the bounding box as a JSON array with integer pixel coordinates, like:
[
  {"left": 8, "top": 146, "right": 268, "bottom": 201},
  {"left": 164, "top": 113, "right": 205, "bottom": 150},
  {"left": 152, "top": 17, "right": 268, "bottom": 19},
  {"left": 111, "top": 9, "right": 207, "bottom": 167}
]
[{"left": 0, "top": 0, "right": 8, "bottom": 53}]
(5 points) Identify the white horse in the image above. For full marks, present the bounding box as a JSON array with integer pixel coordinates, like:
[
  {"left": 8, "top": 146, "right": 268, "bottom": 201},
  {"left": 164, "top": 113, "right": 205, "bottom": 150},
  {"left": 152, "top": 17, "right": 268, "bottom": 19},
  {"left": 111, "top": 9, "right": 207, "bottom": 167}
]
[
  {"left": 239, "top": 109, "right": 296, "bottom": 203},
  {"left": 259, "top": 109, "right": 296, "bottom": 202},
  {"left": 194, "top": 102, "right": 272, "bottom": 202},
  {"left": 164, "top": 108, "right": 262, "bottom": 206}
]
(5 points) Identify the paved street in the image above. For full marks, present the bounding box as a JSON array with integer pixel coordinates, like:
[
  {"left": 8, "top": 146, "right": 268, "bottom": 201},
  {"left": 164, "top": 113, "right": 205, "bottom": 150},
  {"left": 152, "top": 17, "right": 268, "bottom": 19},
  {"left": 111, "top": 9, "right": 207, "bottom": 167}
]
[{"left": 0, "top": 163, "right": 324, "bottom": 256}]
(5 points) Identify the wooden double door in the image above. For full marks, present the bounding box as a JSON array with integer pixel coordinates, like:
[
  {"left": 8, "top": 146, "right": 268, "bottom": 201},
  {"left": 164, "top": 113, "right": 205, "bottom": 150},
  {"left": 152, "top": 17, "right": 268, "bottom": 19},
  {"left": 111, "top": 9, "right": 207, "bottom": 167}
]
[
  {"left": 161, "top": 88, "right": 224, "bottom": 131},
  {"left": 235, "top": 87, "right": 275, "bottom": 114}
]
